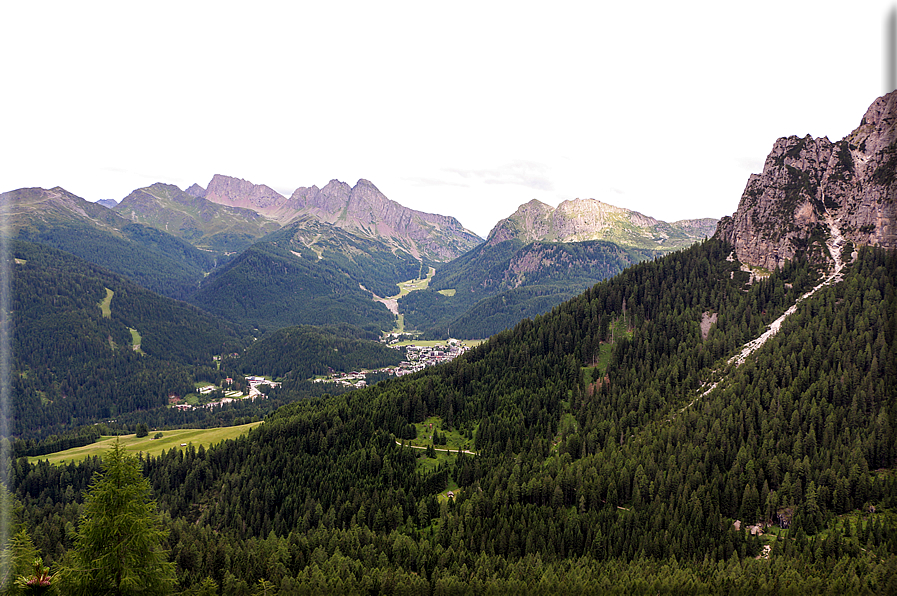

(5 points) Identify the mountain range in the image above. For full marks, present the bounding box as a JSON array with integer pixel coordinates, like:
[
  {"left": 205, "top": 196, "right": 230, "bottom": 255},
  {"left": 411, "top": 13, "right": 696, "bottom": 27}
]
[
  {"left": 2, "top": 163, "right": 721, "bottom": 337},
  {"left": 184, "top": 174, "right": 482, "bottom": 262},
  {"left": 6, "top": 91, "right": 897, "bottom": 594}
]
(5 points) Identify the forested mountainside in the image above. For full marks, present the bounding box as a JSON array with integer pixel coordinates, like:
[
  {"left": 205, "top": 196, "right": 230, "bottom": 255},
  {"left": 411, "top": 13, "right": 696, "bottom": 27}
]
[
  {"left": 15, "top": 239, "right": 896, "bottom": 593},
  {"left": 186, "top": 218, "right": 425, "bottom": 333},
  {"left": 236, "top": 324, "right": 402, "bottom": 381},
  {"left": 114, "top": 183, "right": 281, "bottom": 255},
  {"left": 400, "top": 238, "right": 662, "bottom": 338},
  {"left": 9, "top": 240, "right": 246, "bottom": 438},
  {"left": 4, "top": 187, "right": 216, "bottom": 299},
  {"left": 397, "top": 196, "right": 717, "bottom": 339}
]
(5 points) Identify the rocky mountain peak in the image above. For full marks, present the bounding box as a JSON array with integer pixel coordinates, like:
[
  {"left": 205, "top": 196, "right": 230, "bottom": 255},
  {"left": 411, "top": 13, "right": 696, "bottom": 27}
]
[
  {"left": 204, "top": 174, "right": 286, "bottom": 213},
  {"left": 287, "top": 179, "right": 482, "bottom": 261},
  {"left": 717, "top": 91, "right": 896, "bottom": 270},
  {"left": 185, "top": 183, "right": 206, "bottom": 198},
  {"left": 487, "top": 197, "right": 715, "bottom": 250}
]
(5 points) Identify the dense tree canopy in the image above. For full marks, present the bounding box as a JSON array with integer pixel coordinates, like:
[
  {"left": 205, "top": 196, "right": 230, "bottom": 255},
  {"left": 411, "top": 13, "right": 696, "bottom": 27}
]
[
  {"left": 56, "top": 442, "right": 175, "bottom": 595},
  {"left": 9, "top": 240, "right": 897, "bottom": 593}
]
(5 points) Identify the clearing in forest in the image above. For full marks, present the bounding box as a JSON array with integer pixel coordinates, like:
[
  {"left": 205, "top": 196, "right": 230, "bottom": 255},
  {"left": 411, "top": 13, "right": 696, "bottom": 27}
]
[
  {"left": 97, "top": 288, "right": 113, "bottom": 318},
  {"left": 28, "top": 422, "right": 264, "bottom": 466},
  {"left": 129, "top": 327, "right": 144, "bottom": 354}
]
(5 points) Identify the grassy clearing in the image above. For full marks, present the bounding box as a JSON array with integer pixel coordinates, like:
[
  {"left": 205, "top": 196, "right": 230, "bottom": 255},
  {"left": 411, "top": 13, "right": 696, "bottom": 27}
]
[
  {"left": 412, "top": 448, "right": 457, "bottom": 475},
  {"left": 582, "top": 317, "right": 633, "bottom": 381},
  {"left": 97, "top": 288, "right": 113, "bottom": 318},
  {"left": 128, "top": 327, "right": 144, "bottom": 354},
  {"left": 28, "top": 422, "right": 264, "bottom": 466},
  {"left": 390, "top": 267, "right": 436, "bottom": 299},
  {"left": 582, "top": 342, "right": 614, "bottom": 382},
  {"left": 407, "top": 416, "right": 475, "bottom": 452},
  {"left": 438, "top": 479, "right": 461, "bottom": 503},
  {"left": 437, "top": 289, "right": 456, "bottom": 296}
]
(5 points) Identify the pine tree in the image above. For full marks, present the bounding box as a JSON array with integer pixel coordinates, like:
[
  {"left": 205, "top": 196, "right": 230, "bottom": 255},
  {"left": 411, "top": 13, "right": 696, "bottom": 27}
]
[{"left": 57, "top": 441, "right": 175, "bottom": 595}]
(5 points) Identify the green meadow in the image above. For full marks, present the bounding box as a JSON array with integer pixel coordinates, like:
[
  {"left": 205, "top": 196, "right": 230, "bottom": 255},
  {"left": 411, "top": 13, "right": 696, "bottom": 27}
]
[{"left": 27, "top": 422, "right": 263, "bottom": 466}]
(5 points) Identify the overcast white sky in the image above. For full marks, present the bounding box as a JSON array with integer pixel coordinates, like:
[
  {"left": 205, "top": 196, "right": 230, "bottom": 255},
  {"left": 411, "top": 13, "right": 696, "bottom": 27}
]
[{"left": 2, "top": 1, "right": 894, "bottom": 237}]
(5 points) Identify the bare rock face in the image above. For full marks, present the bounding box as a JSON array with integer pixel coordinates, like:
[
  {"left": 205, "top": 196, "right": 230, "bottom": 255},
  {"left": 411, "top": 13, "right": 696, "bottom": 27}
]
[
  {"left": 201, "top": 175, "right": 481, "bottom": 262},
  {"left": 185, "top": 183, "right": 206, "bottom": 198},
  {"left": 486, "top": 198, "right": 716, "bottom": 251},
  {"left": 717, "top": 91, "right": 896, "bottom": 270},
  {"left": 204, "top": 174, "right": 287, "bottom": 213},
  {"left": 284, "top": 179, "right": 482, "bottom": 261}
]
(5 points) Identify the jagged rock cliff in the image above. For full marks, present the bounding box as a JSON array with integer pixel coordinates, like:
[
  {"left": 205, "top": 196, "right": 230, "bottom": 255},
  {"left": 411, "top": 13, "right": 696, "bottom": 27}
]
[
  {"left": 285, "top": 179, "right": 482, "bottom": 261},
  {"left": 717, "top": 91, "right": 896, "bottom": 270},
  {"left": 486, "top": 198, "right": 717, "bottom": 250},
  {"left": 203, "top": 175, "right": 287, "bottom": 214},
  {"left": 200, "top": 175, "right": 481, "bottom": 262}
]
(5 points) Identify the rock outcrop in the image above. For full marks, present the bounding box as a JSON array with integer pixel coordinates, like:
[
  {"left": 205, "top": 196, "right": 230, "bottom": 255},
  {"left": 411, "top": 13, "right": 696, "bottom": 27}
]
[
  {"left": 185, "top": 183, "right": 206, "bottom": 198},
  {"left": 202, "top": 174, "right": 287, "bottom": 215},
  {"left": 202, "top": 175, "right": 481, "bottom": 262},
  {"left": 287, "top": 179, "right": 482, "bottom": 261},
  {"left": 486, "top": 198, "right": 717, "bottom": 250},
  {"left": 717, "top": 91, "right": 896, "bottom": 270}
]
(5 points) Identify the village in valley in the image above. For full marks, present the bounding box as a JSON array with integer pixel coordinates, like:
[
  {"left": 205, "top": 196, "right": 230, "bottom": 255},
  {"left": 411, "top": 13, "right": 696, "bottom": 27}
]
[
  {"left": 314, "top": 339, "right": 474, "bottom": 389},
  {"left": 168, "top": 340, "right": 475, "bottom": 409},
  {"left": 169, "top": 374, "right": 281, "bottom": 411}
]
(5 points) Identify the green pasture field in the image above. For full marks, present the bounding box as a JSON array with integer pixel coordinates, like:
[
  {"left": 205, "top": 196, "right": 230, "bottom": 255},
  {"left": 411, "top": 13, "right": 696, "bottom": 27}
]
[
  {"left": 129, "top": 327, "right": 143, "bottom": 354},
  {"left": 27, "top": 422, "right": 264, "bottom": 466},
  {"left": 97, "top": 288, "right": 113, "bottom": 318},
  {"left": 393, "top": 267, "right": 436, "bottom": 298}
]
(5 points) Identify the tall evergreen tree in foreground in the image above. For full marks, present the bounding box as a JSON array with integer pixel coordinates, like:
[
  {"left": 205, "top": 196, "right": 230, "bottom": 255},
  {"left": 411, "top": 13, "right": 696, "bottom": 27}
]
[{"left": 57, "top": 441, "right": 174, "bottom": 595}]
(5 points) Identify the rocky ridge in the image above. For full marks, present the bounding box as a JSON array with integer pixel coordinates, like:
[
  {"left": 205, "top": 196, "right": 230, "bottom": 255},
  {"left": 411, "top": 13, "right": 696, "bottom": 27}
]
[
  {"left": 716, "top": 90, "right": 896, "bottom": 270},
  {"left": 203, "top": 175, "right": 287, "bottom": 214},
  {"left": 199, "top": 175, "right": 482, "bottom": 262},
  {"left": 113, "top": 183, "right": 280, "bottom": 253},
  {"left": 486, "top": 198, "right": 717, "bottom": 250}
]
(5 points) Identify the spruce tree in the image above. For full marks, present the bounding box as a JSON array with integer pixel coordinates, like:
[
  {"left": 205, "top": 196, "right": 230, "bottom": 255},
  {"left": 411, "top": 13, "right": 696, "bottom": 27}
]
[{"left": 57, "top": 441, "right": 175, "bottom": 595}]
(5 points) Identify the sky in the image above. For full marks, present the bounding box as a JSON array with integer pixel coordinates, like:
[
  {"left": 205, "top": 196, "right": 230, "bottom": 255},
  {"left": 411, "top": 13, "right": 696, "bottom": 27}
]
[{"left": 2, "top": 1, "right": 894, "bottom": 238}]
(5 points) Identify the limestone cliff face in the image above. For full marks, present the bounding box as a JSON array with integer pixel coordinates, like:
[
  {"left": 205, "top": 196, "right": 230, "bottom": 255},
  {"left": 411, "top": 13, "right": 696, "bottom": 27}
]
[
  {"left": 284, "top": 179, "right": 482, "bottom": 261},
  {"left": 203, "top": 175, "right": 287, "bottom": 213},
  {"left": 486, "top": 198, "right": 716, "bottom": 251},
  {"left": 200, "top": 175, "right": 481, "bottom": 262},
  {"left": 717, "top": 91, "right": 896, "bottom": 270}
]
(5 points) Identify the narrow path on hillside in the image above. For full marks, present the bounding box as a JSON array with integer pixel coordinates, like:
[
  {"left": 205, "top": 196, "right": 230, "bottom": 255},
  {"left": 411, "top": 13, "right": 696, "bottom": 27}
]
[{"left": 681, "top": 211, "right": 850, "bottom": 413}]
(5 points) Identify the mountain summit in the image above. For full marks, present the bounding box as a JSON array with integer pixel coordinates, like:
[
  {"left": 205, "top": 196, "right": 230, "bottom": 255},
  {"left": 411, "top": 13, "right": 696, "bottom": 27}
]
[
  {"left": 717, "top": 90, "right": 896, "bottom": 269},
  {"left": 486, "top": 197, "right": 717, "bottom": 249},
  {"left": 198, "top": 175, "right": 481, "bottom": 262}
]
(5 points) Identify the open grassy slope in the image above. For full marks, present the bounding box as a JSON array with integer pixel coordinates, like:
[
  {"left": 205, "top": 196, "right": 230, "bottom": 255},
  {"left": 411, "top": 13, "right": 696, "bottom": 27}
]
[{"left": 28, "top": 422, "right": 263, "bottom": 466}]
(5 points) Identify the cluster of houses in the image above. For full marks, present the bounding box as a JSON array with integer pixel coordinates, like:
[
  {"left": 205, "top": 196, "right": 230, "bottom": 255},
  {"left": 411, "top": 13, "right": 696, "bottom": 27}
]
[
  {"left": 169, "top": 375, "right": 281, "bottom": 411},
  {"left": 314, "top": 340, "right": 472, "bottom": 387},
  {"left": 391, "top": 340, "right": 470, "bottom": 376}
]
